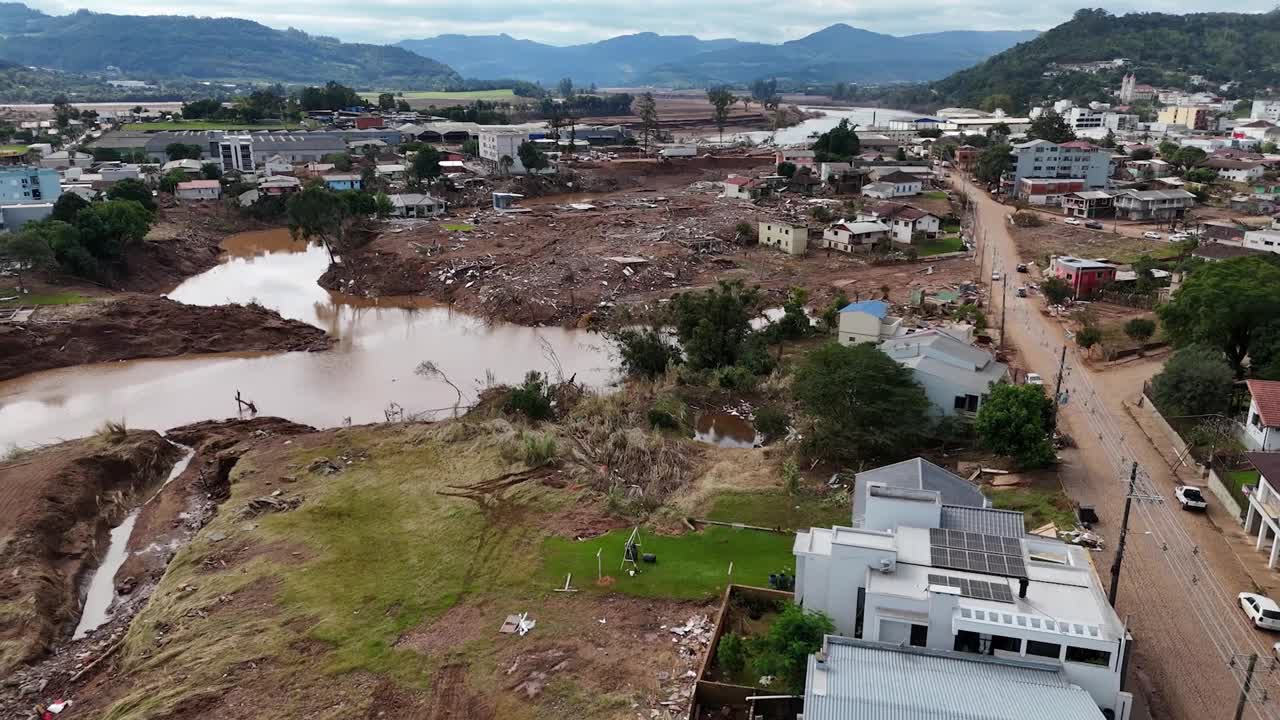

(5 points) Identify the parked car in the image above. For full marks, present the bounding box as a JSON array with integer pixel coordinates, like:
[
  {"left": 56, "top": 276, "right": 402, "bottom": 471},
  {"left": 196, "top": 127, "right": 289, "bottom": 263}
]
[
  {"left": 1016, "top": 286, "right": 1027, "bottom": 298},
  {"left": 1085, "top": 220, "right": 1104, "bottom": 230},
  {"left": 1143, "top": 231, "right": 1163, "bottom": 240},
  {"left": 1064, "top": 217, "right": 1082, "bottom": 226},
  {"left": 1169, "top": 233, "right": 1190, "bottom": 242},
  {"left": 1016, "top": 263, "right": 1028, "bottom": 273},
  {"left": 1239, "top": 593, "right": 1280, "bottom": 630},
  {"left": 1174, "top": 485, "right": 1208, "bottom": 511},
  {"left": 992, "top": 271, "right": 1002, "bottom": 281},
  {"left": 1026, "top": 372, "right": 1044, "bottom": 385}
]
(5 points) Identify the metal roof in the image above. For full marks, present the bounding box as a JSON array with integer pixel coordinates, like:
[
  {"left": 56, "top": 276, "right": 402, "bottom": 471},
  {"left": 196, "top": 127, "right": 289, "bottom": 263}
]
[
  {"left": 803, "top": 637, "right": 1105, "bottom": 720},
  {"left": 940, "top": 506, "right": 1026, "bottom": 538},
  {"left": 840, "top": 299, "right": 890, "bottom": 318},
  {"left": 856, "top": 458, "right": 987, "bottom": 509}
]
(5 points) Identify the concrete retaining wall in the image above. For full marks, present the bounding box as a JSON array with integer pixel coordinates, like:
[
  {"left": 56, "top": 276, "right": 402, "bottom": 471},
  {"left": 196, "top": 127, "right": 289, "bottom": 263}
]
[{"left": 1207, "top": 466, "right": 1244, "bottom": 520}]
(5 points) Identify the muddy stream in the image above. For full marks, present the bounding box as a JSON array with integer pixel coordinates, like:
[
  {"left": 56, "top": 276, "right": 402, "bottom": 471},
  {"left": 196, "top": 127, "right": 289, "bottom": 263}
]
[{"left": 0, "top": 228, "right": 616, "bottom": 447}]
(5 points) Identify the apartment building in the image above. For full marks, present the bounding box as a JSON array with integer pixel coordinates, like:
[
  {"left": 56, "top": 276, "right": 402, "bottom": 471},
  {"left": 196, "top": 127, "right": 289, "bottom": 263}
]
[
  {"left": 479, "top": 129, "right": 533, "bottom": 174},
  {"left": 1244, "top": 229, "right": 1280, "bottom": 255},
  {"left": 1006, "top": 140, "right": 1110, "bottom": 201},
  {"left": 1112, "top": 188, "right": 1196, "bottom": 221},
  {"left": 0, "top": 166, "right": 61, "bottom": 205},
  {"left": 1157, "top": 106, "right": 1215, "bottom": 130},
  {"left": 1250, "top": 99, "right": 1280, "bottom": 123}
]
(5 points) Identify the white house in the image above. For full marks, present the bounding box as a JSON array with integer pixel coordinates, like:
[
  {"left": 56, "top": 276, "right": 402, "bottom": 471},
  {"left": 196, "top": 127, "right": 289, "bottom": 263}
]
[
  {"left": 478, "top": 129, "right": 531, "bottom": 174},
  {"left": 823, "top": 220, "right": 890, "bottom": 252},
  {"left": 851, "top": 457, "right": 990, "bottom": 530},
  {"left": 388, "top": 193, "right": 446, "bottom": 218},
  {"left": 1207, "top": 158, "right": 1265, "bottom": 183},
  {"left": 1244, "top": 380, "right": 1280, "bottom": 451},
  {"left": 1244, "top": 229, "right": 1280, "bottom": 256},
  {"left": 863, "top": 171, "right": 922, "bottom": 199},
  {"left": 802, "top": 637, "right": 1109, "bottom": 720},
  {"left": 758, "top": 220, "right": 808, "bottom": 255},
  {"left": 721, "top": 176, "right": 763, "bottom": 200},
  {"left": 794, "top": 477, "right": 1134, "bottom": 720},
  {"left": 868, "top": 202, "right": 941, "bottom": 244},
  {"left": 879, "top": 329, "right": 1010, "bottom": 416},
  {"left": 174, "top": 179, "right": 221, "bottom": 201},
  {"left": 1243, "top": 452, "right": 1280, "bottom": 569},
  {"left": 837, "top": 300, "right": 902, "bottom": 345}
]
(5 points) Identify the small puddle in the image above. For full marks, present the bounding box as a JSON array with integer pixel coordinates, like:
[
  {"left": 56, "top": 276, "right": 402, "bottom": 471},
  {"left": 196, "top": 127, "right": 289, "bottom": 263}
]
[
  {"left": 692, "top": 413, "right": 760, "bottom": 449},
  {"left": 72, "top": 444, "right": 195, "bottom": 639}
]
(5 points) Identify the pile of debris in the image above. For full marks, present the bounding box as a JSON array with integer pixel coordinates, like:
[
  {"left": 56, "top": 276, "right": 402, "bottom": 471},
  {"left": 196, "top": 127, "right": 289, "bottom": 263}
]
[{"left": 644, "top": 613, "right": 713, "bottom": 717}]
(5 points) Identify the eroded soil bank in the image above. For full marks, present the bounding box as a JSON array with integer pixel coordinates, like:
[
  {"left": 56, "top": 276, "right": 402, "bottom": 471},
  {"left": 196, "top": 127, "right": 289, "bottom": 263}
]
[{"left": 0, "top": 296, "right": 333, "bottom": 382}]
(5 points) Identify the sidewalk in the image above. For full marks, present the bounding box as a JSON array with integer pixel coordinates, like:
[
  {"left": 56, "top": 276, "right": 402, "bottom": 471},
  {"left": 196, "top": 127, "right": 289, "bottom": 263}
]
[{"left": 1124, "top": 397, "right": 1280, "bottom": 597}]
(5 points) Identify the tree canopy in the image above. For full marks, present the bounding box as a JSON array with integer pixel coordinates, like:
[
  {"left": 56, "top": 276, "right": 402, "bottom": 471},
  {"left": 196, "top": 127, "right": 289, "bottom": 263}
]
[
  {"left": 516, "top": 141, "right": 548, "bottom": 172},
  {"left": 793, "top": 341, "right": 930, "bottom": 464},
  {"left": 973, "top": 143, "right": 1012, "bottom": 185},
  {"left": 706, "top": 86, "right": 736, "bottom": 142},
  {"left": 411, "top": 144, "right": 441, "bottom": 184},
  {"left": 1025, "top": 110, "right": 1076, "bottom": 144},
  {"left": 812, "top": 119, "right": 861, "bottom": 162},
  {"left": 1157, "top": 257, "right": 1280, "bottom": 375},
  {"left": 747, "top": 604, "right": 833, "bottom": 694},
  {"left": 671, "top": 280, "right": 763, "bottom": 371},
  {"left": 1149, "top": 346, "right": 1234, "bottom": 417},
  {"left": 105, "top": 178, "right": 157, "bottom": 212},
  {"left": 975, "top": 383, "right": 1056, "bottom": 469}
]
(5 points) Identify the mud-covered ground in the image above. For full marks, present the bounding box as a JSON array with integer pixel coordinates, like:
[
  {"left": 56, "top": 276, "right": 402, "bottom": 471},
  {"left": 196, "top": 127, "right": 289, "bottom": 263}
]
[{"left": 0, "top": 296, "right": 333, "bottom": 382}]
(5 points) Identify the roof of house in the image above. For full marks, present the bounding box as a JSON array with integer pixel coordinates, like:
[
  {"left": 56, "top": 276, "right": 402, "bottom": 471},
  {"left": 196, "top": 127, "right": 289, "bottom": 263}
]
[
  {"left": 323, "top": 174, "right": 362, "bottom": 182},
  {"left": 176, "top": 180, "right": 219, "bottom": 190},
  {"left": 1248, "top": 452, "right": 1280, "bottom": 483},
  {"left": 1058, "top": 140, "right": 1100, "bottom": 151},
  {"left": 780, "top": 149, "right": 815, "bottom": 158},
  {"left": 1248, "top": 380, "right": 1280, "bottom": 427},
  {"left": 855, "top": 457, "right": 987, "bottom": 509},
  {"left": 390, "top": 192, "right": 443, "bottom": 207},
  {"left": 1207, "top": 158, "right": 1263, "bottom": 170},
  {"left": 880, "top": 330, "right": 1009, "bottom": 392},
  {"left": 1065, "top": 190, "right": 1114, "bottom": 200},
  {"left": 723, "top": 176, "right": 753, "bottom": 186},
  {"left": 840, "top": 299, "right": 890, "bottom": 318},
  {"left": 873, "top": 201, "right": 936, "bottom": 221},
  {"left": 1116, "top": 189, "right": 1196, "bottom": 201},
  {"left": 1055, "top": 256, "right": 1115, "bottom": 270},
  {"left": 1192, "top": 243, "right": 1263, "bottom": 260},
  {"left": 862, "top": 182, "right": 896, "bottom": 193},
  {"left": 831, "top": 220, "right": 891, "bottom": 235},
  {"left": 877, "top": 170, "right": 922, "bottom": 184},
  {"left": 803, "top": 637, "right": 1105, "bottom": 720},
  {"left": 939, "top": 505, "right": 1026, "bottom": 538}
]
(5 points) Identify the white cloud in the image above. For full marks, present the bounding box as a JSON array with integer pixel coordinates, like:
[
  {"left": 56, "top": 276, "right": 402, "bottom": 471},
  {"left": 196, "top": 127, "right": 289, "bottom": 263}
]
[{"left": 20, "top": 0, "right": 1280, "bottom": 45}]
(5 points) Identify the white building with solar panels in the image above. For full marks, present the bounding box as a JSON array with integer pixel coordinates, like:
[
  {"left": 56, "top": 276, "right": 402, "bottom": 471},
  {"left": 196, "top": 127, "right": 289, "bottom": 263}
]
[{"left": 794, "top": 459, "right": 1134, "bottom": 720}]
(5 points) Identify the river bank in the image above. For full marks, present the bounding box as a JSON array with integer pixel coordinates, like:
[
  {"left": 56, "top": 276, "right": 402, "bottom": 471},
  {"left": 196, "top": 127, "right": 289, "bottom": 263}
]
[{"left": 0, "top": 295, "right": 332, "bottom": 382}]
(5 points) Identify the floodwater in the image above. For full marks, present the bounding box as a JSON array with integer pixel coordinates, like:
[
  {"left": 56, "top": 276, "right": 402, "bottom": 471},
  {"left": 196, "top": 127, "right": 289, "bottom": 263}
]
[
  {"left": 0, "top": 228, "right": 616, "bottom": 447},
  {"left": 734, "top": 106, "right": 922, "bottom": 145},
  {"left": 692, "top": 413, "right": 760, "bottom": 449},
  {"left": 73, "top": 444, "right": 195, "bottom": 639}
]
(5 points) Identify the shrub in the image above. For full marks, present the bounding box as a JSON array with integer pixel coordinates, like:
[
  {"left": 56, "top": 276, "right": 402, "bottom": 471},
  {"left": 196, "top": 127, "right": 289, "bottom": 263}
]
[
  {"left": 521, "top": 432, "right": 559, "bottom": 467},
  {"left": 753, "top": 405, "right": 790, "bottom": 441},
  {"left": 647, "top": 395, "right": 688, "bottom": 431},
  {"left": 781, "top": 457, "right": 801, "bottom": 495},
  {"left": 506, "top": 371, "right": 555, "bottom": 421},
  {"left": 611, "top": 327, "right": 682, "bottom": 378},
  {"left": 749, "top": 604, "right": 834, "bottom": 693},
  {"left": 96, "top": 418, "right": 128, "bottom": 443},
  {"left": 975, "top": 384, "right": 1055, "bottom": 469},
  {"left": 714, "top": 365, "right": 757, "bottom": 391},
  {"left": 717, "top": 632, "right": 747, "bottom": 674},
  {"left": 1150, "top": 346, "right": 1233, "bottom": 417}
]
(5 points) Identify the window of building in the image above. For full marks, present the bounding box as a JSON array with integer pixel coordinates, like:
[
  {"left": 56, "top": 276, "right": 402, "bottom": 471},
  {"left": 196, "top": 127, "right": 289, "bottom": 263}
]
[
  {"left": 1026, "top": 640, "right": 1062, "bottom": 659},
  {"left": 954, "top": 394, "right": 980, "bottom": 412},
  {"left": 1066, "top": 646, "right": 1112, "bottom": 667},
  {"left": 910, "top": 624, "right": 928, "bottom": 647},
  {"left": 1253, "top": 412, "right": 1263, "bottom": 429}
]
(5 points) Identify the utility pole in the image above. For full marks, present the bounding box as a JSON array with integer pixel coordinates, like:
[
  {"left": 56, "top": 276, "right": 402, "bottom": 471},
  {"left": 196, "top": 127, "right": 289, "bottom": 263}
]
[
  {"left": 1108, "top": 462, "right": 1139, "bottom": 606},
  {"left": 1233, "top": 653, "right": 1259, "bottom": 720},
  {"left": 999, "top": 275, "right": 1008, "bottom": 353},
  {"left": 1050, "top": 345, "right": 1067, "bottom": 432}
]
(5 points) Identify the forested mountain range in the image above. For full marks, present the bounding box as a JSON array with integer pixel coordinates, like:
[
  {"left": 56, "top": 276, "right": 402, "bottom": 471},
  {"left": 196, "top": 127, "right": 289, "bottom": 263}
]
[
  {"left": 398, "top": 25, "right": 1040, "bottom": 87},
  {"left": 0, "top": 3, "right": 461, "bottom": 88},
  {"left": 932, "top": 9, "right": 1280, "bottom": 110}
]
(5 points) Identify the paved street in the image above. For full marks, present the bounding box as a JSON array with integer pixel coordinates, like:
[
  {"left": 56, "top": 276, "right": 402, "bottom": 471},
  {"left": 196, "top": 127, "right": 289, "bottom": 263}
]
[{"left": 953, "top": 171, "right": 1280, "bottom": 720}]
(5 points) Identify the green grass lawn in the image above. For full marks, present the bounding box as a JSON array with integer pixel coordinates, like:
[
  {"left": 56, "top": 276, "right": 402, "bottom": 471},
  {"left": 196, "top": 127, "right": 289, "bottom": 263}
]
[
  {"left": 363, "top": 89, "right": 517, "bottom": 102},
  {"left": 1227, "top": 469, "right": 1260, "bottom": 505},
  {"left": 442, "top": 223, "right": 475, "bottom": 232},
  {"left": 0, "top": 144, "right": 28, "bottom": 156},
  {"left": 990, "top": 486, "right": 1077, "bottom": 530},
  {"left": 705, "top": 490, "right": 850, "bottom": 531},
  {"left": 922, "top": 191, "right": 949, "bottom": 200},
  {"left": 122, "top": 121, "right": 301, "bottom": 132},
  {"left": 541, "top": 525, "right": 794, "bottom": 600},
  {"left": 916, "top": 235, "right": 967, "bottom": 256},
  {"left": 941, "top": 221, "right": 961, "bottom": 233},
  {"left": 0, "top": 288, "right": 92, "bottom": 306}
]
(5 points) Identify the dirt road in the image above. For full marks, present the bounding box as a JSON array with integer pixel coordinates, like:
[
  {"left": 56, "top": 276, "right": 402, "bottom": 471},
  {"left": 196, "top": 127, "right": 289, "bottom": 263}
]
[{"left": 955, "top": 170, "right": 1280, "bottom": 720}]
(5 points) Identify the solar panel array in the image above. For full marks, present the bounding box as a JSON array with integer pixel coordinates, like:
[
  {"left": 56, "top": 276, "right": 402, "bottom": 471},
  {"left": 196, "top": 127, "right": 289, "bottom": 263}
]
[
  {"left": 928, "top": 573, "right": 1016, "bottom": 603},
  {"left": 928, "top": 527, "right": 1028, "bottom": 579},
  {"left": 929, "top": 528, "right": 1022, "bottom": 556}
]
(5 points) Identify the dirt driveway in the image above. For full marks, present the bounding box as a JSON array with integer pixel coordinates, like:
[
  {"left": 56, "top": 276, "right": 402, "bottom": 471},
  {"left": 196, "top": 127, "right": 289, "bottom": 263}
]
[{"left": 954, "top": 170, "right": 1280, "bottom": 720}]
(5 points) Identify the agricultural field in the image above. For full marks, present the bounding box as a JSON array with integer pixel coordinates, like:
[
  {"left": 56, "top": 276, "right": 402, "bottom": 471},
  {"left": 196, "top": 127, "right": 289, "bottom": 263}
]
[{"left": 363, "top": 89, "right": 519, "bottom": 102}]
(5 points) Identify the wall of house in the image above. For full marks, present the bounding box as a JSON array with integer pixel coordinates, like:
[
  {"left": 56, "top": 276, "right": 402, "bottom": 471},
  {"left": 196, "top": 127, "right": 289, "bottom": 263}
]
[
  {"left": 911, "top": 367, "right": 995, "bottom": 417},
  {"left": 864, "top": 591, "right": 931, "bottom": 645},
  {"left": 1244, "top": 398, "right": 1280, "bottom": 450},
  {"left": 861, "top": 491, "right": 941, "bottom": 532},
  {"left": 838, "top": 311, "right": 884, "bottom": 345},
  {"left": 1244, "top": 230, "right": 1280, "bottom": 256},
  {"left": 758, "top": 222, "right": 807, "bottom": 255}
]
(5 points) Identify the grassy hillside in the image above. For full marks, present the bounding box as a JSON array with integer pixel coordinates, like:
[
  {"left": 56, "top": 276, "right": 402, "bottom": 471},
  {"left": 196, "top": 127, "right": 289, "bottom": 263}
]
[{"left": 933, "top": 9, "right": 1280, "bottom": 110}]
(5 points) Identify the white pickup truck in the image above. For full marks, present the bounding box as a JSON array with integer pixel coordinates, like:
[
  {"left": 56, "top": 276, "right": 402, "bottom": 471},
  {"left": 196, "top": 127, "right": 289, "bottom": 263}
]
[{"left": 1174, "top": 485, "right": 1208, "bottom": 511}]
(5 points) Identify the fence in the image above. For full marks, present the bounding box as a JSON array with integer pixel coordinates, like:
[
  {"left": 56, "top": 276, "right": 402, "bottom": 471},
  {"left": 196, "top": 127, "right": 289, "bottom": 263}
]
[
  {"left": 1094, "top": 289, "right": 1158, "bottom": 309},
  {"left": 1209, "top": 458, "right": 1248, "bottom": 521},
  {"left": 691, "top": 585, "right": 797, "bottom": 720}
]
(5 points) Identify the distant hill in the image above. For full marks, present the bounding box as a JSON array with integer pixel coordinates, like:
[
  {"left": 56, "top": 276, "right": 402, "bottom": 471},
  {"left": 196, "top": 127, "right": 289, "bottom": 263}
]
[
  {"left": 0, "top": 3, "right": 461, "bottom": 88},
  {"left": 399, "top": 25, "right": 1039, "bottom": 87},
  {"left": 932, "top": 9, "right": 1280, "bottom": 110}
]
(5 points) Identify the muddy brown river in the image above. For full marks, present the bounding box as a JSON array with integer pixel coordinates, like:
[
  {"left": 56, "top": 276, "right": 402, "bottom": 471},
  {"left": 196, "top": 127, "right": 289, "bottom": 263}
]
[{"left": 0, "top": 229, "right": 615, "bottom": 447}]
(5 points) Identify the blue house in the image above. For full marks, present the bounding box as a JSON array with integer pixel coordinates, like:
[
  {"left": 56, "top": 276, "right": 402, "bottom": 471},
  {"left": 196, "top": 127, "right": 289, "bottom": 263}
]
[{"left": 322, "top": 174, "right": 362, "bottom": 191}]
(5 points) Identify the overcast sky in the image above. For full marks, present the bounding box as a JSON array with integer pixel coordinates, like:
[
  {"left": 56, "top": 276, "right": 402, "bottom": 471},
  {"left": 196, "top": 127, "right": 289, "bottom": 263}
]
[{"left": 21, "top": 0, "right": 1280, "bottom": 45}]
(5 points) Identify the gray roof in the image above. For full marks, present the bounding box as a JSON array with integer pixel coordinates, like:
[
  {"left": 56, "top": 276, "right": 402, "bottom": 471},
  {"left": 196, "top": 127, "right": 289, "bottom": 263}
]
[
  {"left": 1115, "top": 188, "right": 1196, "bottom": 201},
  {"left": 855, "top": 458, "right": 987, "bottom": 508},
  {"left": 142, "top": 130, "right": 347, "bottom": 153},
  {"left": 88, "top": 131, "right": 153, "bottom": 150},
  {"left": 804, "top": 637, "right": 1106, "bottom": 720},
  {"left": 940, "top": 505, "right": 1026, "bottom": 538}
]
